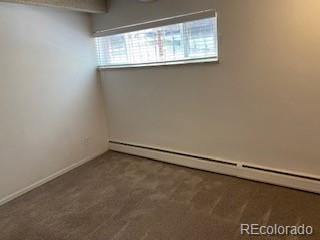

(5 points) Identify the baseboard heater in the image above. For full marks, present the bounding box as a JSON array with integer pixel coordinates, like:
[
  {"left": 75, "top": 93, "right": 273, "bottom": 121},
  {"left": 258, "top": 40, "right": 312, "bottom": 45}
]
[{"left": 109, "top": 141, "right": 320, "bottom": 194}]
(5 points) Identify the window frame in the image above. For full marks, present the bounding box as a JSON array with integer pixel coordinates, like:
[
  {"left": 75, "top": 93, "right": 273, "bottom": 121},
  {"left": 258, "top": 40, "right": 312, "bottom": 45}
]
[{"left": 94, "top": 10, "right": 219, "bottom": 69}]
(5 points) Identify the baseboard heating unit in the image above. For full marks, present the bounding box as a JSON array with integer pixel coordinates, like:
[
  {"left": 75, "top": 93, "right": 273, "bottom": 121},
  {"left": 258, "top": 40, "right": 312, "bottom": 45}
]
[{"left": 109, "top": 141, "right": 320, "bottom": 194}]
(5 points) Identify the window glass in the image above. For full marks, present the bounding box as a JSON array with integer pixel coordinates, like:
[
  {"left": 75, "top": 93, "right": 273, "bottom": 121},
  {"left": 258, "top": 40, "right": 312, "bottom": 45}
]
[{"left": 95, "top": 16, "right": 218, "bottom": 68}]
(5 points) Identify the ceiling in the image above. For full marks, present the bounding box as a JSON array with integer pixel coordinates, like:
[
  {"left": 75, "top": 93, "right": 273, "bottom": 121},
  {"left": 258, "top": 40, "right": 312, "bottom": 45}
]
[{"left": 0, "top": 0, "right": 108, "bottom": 13}]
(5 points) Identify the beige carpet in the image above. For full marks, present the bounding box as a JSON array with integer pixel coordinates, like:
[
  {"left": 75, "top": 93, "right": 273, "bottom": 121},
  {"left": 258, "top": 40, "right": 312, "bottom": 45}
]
[{"left": 0, "top": 151, "right": 319, "bottom": 240}]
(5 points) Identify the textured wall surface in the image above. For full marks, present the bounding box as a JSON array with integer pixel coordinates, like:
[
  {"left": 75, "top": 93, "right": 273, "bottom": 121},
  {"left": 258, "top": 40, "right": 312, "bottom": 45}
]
[
  {"left": 0, "top": 0, "right": 107, "bottom": 13},
  {"left": 0, "top": 3, "right": 108, "bottom": 202},
  {"left": 96, "top": 0, "right": 320, "bottom": 178}
]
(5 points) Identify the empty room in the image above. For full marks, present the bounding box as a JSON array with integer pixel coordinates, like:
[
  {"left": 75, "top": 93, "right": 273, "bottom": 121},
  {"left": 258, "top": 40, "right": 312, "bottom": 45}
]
[{"left": 0, "top": 0, "right": 319, "bottom": 239}]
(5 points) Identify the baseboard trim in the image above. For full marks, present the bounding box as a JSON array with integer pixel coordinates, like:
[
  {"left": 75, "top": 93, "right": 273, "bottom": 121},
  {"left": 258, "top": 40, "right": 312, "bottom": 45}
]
[
  {"left": 0, "top": 149, "right": 107, "bottom": 207},
  {"left": 109, "top": 141, "right": 320, "bottom": 194}
]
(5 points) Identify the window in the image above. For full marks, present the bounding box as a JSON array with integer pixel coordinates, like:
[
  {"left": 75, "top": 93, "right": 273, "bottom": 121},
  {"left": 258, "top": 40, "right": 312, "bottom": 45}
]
[{"left": 95, "top": 11, "right": 218, "bottom": 68}]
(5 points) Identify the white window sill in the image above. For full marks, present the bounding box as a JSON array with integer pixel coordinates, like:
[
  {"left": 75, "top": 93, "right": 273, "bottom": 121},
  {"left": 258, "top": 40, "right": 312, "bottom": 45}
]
[{"left": 97, "top": 57, "right": 219, "bottom": 70}]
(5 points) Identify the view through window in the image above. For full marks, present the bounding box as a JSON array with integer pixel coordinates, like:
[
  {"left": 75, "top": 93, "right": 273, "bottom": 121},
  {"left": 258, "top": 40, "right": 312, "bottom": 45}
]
[{"left": 95, "top": 15, "right": 218, "bottom": 68}]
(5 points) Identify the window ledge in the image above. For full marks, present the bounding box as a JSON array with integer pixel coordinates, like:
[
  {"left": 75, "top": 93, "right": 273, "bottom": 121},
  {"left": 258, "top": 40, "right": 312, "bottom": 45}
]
[{"left": 97, "top": 57, "right": 219, "bottom": 70}]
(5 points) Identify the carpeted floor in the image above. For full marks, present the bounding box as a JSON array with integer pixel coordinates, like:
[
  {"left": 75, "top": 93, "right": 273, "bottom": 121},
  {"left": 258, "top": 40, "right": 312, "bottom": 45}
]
[{"left": 0, "top": 151, "right": 319, "bottom": 240}]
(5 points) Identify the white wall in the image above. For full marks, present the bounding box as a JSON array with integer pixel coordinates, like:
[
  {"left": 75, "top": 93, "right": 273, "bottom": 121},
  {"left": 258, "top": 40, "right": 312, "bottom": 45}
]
[
  {"left": 94, "top": 0, "right": 320, "bottom": 178},
  {"left": 0, "top": 3, "right": 108, "bottom": 201}
]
